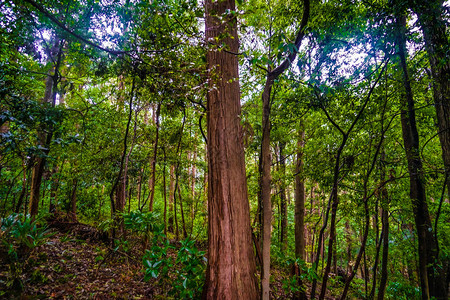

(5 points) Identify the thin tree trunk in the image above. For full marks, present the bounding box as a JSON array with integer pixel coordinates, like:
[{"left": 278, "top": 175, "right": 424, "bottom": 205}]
[
  {"left": 260, "top": 73, "right": 273, "bottom": 300},
  {"left": 137, "top": 167, "right": 144, "bottom": 209},
  {"left": 345, "top": 221, "right": 352, "bottom": 273},
  {"left": 173, "top": 113, "right": 186, "bottom": 240},
  {"left": 122, "top": 110, "right": 138, "bottom": 213},
  {"left": 69, "top": 178, "right": 77, "bottom": 222},
  {"left": 109, "top": 76, "right": 135, "bottom": 243},
  {"left": 149, "top": 102, "right": 161, "bottom": 211},
  {"left": 29, "top": 39, "right": 64, "bottom": 219},
  {"left": 260, "top": 4, "right": 310, "bottom": 298},
  {"left": 15, "top": 159, "right": 29, "bottom": 214},
  {"left": 163, "top": 148, "right": 167, "bottom": 236},
  {"left": 409, "top": 0, "right": 450, "bottom": 200},
  {"left": 294, "top": 128, "right": 306, "bottom": 300},
  {"left": 395, "top": 11, "right": 446, "bottom": 299},
  {"left": 168, "top": 165, "right": 175, "bottom": 234},
  {"left": 316, "top": 61, "right": 387, "bottom": 300},
  {"left": 279, "top": 142, "right": 288, "bottom": 252},
  {"left": 178, "top": 185, "right": 187, "bottom": 238},
  {"left": 377, "top": 205, "right": 390, "bottom": 300},
  {"left": 369, "top": 201, "right": 382, "bottom": 300}
]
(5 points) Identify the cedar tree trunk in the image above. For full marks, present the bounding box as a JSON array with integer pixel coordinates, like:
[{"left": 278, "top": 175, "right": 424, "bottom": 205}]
[{"left": 202, "top": 0, "right": 259, "bottom": 298}]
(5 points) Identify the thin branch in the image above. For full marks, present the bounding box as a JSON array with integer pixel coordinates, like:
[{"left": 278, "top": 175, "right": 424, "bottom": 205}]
[{"left": 22, "top": 0, "right": 179, "bottom": 56}]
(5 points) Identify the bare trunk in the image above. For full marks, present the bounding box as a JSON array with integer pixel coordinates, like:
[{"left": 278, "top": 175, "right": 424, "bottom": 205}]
[
  {"left": 69, "top": 178, "right": 77, "bottom": 222},
  {"left": 377, "top": 150, "right": 390, "bottom": 300},
  {"left": 168, "top": 165, "right": 175, "bottom": 234},
  {"left": 163, "top": 149, "right": 168, "bottom": 236},
  {"left": 149, "top": 102, "right": 161, "bottom": 211},
  {"left": 377, "top": 206, "right": 389, "bottom": 300},
  {"left": 410, "top": 0, "right": 450, "bottom": 200},
  {"left": 173, "top": 114, "right": 186, "bottom": 240},
  {"left": 178, "top": 185, "right": 187, "bottom": 238},
  {"left": 260, "top": 3, "right": 310, "bottom": 298},
  {"left": 395, "top": 11, "right": 446, "bottom": 299},
  {"left": 29, "top": 39, "right": 63, "bottom": 219},
  {"left": 202, "top": 0, "right": 259, "bottom": 297},
  {"left": 279, "top": 142, "right": 288, "bottom": 253},
  {"left": 15, "top": 160, "right": 28, "bottom": 214},
  {"left": 260, "top": 74, "right": 273, "bottom": 300},
  {"left": 294, "top": 129, "right": 306, "bottom": 300}
]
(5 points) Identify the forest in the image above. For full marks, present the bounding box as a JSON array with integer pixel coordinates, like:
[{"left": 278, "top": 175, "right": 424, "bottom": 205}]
[{"left": 0, "top": 0, "right": 449, "bottom": 299}]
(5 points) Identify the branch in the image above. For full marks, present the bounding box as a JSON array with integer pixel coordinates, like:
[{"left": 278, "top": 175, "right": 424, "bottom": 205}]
[
  {"left": 22, "top": 0, "right": 179, "bottom": 56},
  {"left": 269, "top": 0, "right": 310, "bottom": 78}
]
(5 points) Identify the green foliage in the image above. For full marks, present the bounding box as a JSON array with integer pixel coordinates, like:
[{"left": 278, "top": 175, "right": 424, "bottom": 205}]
[
  {"left": 143, "top": 225, "right": 172, "bottom": 281},
  {"left": 0, "top": 214, "right": 52, "bottom": 292},
  {"left": 1, "top": 214, "right": 51, "bottom": 252},
  {"left": 171, "top": 238, "right": 206, "bottom": 299},
  {"left": 123, "top": 210, "right": 159, "bottom": 234},
  {"left": 386, "top": 281, "right": 421, "bottom": 299},
  {"left": 143, "top": 226, "right": 206, "bottom": 299}
]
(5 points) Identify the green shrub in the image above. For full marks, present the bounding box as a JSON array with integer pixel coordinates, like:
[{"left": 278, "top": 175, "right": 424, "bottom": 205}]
[
  {"left": 386, "top": 281, "right": 420, "bottom": 299},
  {"left": 142, "top": 229, "right": 206, "bottom": 299},
  {"left": 0, "top": 213, "right": 52, "bottom": 292}
]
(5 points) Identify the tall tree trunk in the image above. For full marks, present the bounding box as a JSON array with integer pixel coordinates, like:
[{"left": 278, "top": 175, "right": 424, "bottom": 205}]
[
  {"left": 137, "top": 167, "right": 144, "bottom": 210},
  {"left": 69, "top": 178, "right": 77, "bottom": 222},
  {"left": 149, "top": 102, "right": 161, "bottom": 211},
  {"left": 345, "top": 221, "right": 352, "bottom": 273},
  {"left": 369, "top": 199, "right": 382, "bottom": 300},
  {"left": 279, "top": 142, "right": 288, "bottom": 252},
  {"left": 202, "top": 0, "right": 259, "bottom": 298},
  {"left": 168, "top": 164, "right": 175, "bottom": 234},
  {"left": 109, "top": 76, "right": 135, "bottom": 243},
  {"left": 29, "top": 39, "right": 63, "bottom": 219},
  {"left": 294, "top": 128, "right": 306, "bottom": 300},
  {"left": 315, "top": 61, "right": 387, "bottom": 300},
  {"left": 178, "top": 185, "right": 187, "bottom": 238},
  {"left": 123, "top": 113, "right": 138, "bottom": 213},
  {"left": 377, "top": 204, "right": 390, "bottom": 299},
  {"left": 191, "top": 139, "right": 197, "bottom": 224},
  {"left": 411, "top": 3, "right": 450, "bottom": 295},
  {"left": 260, "top": 4, "right": 310, "bottom": 298},
  {"left": 409, "top": 0, "right": 450, "bottom": 199},
  {"left": 395, "top": 11, "right": 446, "bottom": 300},
  {"left": 163, "top": 148, "right": 168, "bottom": 236},
  {"left": 15, "top": 160, "right": 29, "bottom": 214},
  {"left": 260, "top": 72, "right": 273, "bottom": 300},
  {"left": 173, "top": 113, "right": 186, "bottom": 240}
]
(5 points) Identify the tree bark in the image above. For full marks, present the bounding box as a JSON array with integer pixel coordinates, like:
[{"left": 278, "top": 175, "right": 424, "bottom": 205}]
[
  {"left": 69, "top": 178, "right": 78, "bottom": 222},
  {"left": 163, "top": 148, "right": 168, "bottom": 236},
  {"left": 409, "top": 0, "right": 450, "bottom": 199},
  {"left": 29, "top": 39, "right": 63, "bottom": 219},
  {"left": 149, "top": 102, "right": 161, "bottom": 211},
  {"left": 279, "top": 142, "right": 288, "bottom": 252},
  {"left": 294, "top": 128, "right": 306, "bottom": 300},
  {"left": 202, "top": 0, "right": 259, "bottom": 298},
  {"left": 168, "top": 164, "right": 175, "bottom": 234},
  {"left": 377, "top": 206, "right": 389, "bottom": 300},
  {"left": 259, "top": 3, "right": 310, "bottom": 298},
  {"left": 395, "top": 11, "right": 447, "bottom": 300}
]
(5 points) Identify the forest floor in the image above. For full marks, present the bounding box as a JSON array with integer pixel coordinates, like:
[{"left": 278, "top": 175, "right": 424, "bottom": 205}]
[{"left": 0, "top": 220, "right": 340, "bottom": 299}]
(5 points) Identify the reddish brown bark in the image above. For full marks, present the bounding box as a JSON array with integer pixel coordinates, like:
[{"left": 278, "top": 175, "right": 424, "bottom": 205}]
[{"left": 202, "top": 0, "right": 259, "bottom": 298}]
